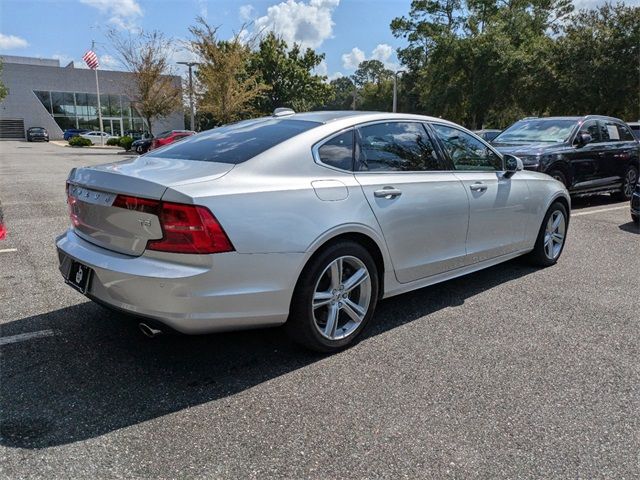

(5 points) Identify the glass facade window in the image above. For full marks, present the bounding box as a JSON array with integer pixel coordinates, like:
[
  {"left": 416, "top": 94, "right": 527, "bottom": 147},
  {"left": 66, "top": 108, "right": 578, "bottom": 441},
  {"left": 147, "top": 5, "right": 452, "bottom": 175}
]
[
  {"left": 51, "top": 92, "right": 75, "bottom": 116},
  {"left": 53, "top": 116, "right": 77, "bottom": 131},
  {"left": 34, "top": 91, "right": 52, "bottom": 113},
  {"left": 33, "top": 90, "right": 148, "bottom": 134}
]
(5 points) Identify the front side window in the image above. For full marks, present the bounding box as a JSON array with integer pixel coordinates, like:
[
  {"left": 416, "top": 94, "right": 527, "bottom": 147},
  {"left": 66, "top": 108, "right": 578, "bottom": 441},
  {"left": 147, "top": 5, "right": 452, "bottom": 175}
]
[
  {"left": 356, "top": 122, "right": 444, "bottom": 172},
  {"left": 432, "top": 124, "right": 502, "bottom": 171},
  {"left": 578, "top": 120, "right": 599, "bottom": 143},
  {"left": 317, "top": 130, "right": 354, "bottom": 170}
]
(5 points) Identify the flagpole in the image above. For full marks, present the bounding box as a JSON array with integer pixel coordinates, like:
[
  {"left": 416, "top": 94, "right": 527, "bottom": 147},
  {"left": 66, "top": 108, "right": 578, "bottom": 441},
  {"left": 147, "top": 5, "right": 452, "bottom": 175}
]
[{"left": 92, "top": 40, "right": 104, "bottom": 146}]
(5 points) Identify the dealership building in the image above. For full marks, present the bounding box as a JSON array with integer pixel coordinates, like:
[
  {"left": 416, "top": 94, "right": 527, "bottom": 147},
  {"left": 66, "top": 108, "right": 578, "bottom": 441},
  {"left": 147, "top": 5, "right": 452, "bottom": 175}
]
[{"left": 0, "top": 55, "right": 184, "bottom": 140}]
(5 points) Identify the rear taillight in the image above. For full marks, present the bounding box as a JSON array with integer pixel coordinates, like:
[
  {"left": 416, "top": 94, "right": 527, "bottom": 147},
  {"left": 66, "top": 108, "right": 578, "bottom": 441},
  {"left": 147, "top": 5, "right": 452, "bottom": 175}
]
[
  {"left": 111, "top": 194, "right": 233, "bottom": 254},
  {"left": 66, "top": 182, "right": 80, "bottom": 227}
]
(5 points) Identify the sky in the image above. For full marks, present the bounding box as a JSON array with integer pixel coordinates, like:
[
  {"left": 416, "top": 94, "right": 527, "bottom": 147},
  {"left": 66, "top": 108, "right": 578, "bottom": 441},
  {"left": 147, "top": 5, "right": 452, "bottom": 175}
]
[{"left": 0, "top": 0, "right": 628, "bottom": 80}]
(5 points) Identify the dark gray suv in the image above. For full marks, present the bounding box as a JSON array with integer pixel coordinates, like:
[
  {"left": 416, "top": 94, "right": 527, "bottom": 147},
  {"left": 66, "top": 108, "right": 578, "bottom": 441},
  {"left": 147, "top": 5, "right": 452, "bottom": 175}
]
[{"left": 493, "top": 115, "right": 639, "bottom": 200}]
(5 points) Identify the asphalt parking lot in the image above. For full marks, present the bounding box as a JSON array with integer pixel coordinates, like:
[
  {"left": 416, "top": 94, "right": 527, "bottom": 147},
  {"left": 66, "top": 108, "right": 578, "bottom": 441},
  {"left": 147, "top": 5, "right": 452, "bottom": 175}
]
[{"left": 0, "top": 140, "right": 638, "bottom": 479}]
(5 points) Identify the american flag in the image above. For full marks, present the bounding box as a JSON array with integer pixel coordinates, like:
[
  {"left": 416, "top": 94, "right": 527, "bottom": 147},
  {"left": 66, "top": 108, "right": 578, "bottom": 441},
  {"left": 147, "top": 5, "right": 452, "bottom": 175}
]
[{"left": 83, "top": 50, "right": 99, "bottom": 70}]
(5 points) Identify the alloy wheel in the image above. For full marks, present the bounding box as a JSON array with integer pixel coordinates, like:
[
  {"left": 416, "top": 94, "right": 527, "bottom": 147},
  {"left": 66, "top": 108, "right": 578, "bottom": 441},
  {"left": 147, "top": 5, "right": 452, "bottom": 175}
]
[
  {"left": 623, "top": 168, "right": 637, "bottom": 198},
  {"left": 543, "top": 210, "right": 566, "bottom": 260},
  {"left": 312, "top": 255, "right": 372, "bottom": 341}
]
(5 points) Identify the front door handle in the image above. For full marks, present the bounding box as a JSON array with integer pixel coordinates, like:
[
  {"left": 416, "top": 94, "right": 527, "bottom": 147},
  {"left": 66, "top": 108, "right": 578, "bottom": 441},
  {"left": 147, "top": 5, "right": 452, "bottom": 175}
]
[
  {"left": 374, "top": 187, "right": 403, "bottom": 199},
  {"left": 469, "top": 182, "right": 487, "bottom": 192}
]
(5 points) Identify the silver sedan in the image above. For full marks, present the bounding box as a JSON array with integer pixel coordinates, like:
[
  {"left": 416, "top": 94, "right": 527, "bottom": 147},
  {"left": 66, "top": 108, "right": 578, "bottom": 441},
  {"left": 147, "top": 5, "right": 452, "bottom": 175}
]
[{"left": 56, "top": 111, "right": 570, "bottom": 352}]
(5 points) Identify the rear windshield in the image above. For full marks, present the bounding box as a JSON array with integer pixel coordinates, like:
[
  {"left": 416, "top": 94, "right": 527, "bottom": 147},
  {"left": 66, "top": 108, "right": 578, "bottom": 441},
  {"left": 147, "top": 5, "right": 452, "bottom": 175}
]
[
  {"left": 29, "top": 128, "right": 46, "bottom": 132},
  {"left": 147, "top": 118, "right": 321, "bottom": 164}
]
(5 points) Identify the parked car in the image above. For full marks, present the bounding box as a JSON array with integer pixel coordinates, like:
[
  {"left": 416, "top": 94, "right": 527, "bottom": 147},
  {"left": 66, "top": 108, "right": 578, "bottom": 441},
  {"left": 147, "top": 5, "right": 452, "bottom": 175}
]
[
  {"left": 57, "top": 110, "right": 570, "bottom": 352},
  {"left": 631, "top": 181, "right": 640, "bottom": 224},
  {"left": 627, "top": 122, "right": 640, "bottom": 140},
  {"left": 63, "top": 128, "right": 90, "bottom": 141},
  {"left": 131, "top": 137, "right": 153, "bottom": 154},
  {"left": 26, "top": 127, "right": 49, "bottom": 142},
  {"left": 150, "top": 130, "right": 195, "bottom": 150},
  {"left": 124, "top": 130, "right": 152, "bottom": 141},
  {"left": 474, "top": 129, "right": 501, "bottom": 142},
  {"left": 493, "top": 115, "right": 639, "bottom": 200},
  {"left": 79, "top": 131, "right": 117, "bottom": 145}
]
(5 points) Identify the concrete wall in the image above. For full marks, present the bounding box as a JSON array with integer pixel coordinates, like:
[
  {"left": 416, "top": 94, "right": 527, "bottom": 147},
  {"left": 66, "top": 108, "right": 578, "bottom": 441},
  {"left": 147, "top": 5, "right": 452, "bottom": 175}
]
[{"left": 0, "top": 61, "right": 184, "bottom": 140}]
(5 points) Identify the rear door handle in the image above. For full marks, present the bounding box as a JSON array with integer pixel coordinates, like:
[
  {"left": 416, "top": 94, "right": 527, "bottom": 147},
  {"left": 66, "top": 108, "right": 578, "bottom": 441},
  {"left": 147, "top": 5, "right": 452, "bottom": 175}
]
[
  {"left": 469, "top": 183, "right": 487, "bottom": 192},
  {"left": 374, "top": 187, "right": 402, "bottom": 199}
]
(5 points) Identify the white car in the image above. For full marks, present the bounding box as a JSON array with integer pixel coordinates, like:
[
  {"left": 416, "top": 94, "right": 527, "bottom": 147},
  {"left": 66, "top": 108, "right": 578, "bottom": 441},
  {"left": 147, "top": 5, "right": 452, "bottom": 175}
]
[{"left": 79, "top": 131, "right": 116, "bottom": 145}]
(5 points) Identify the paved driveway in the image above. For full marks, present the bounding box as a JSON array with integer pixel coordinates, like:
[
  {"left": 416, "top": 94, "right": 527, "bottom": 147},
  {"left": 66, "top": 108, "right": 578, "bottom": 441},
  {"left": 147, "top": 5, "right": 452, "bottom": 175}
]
[{"left": 0, "top": 141, "right": 638, "bottom": 478}]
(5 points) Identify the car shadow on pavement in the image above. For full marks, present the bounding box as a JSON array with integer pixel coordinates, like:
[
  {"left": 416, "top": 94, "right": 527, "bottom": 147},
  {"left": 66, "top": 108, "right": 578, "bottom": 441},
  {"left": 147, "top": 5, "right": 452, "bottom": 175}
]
[
  {"left": 570, "top": 194, "right": 625, "bottom": 210},
  {"left": 618, "top": 221, "right": 639, "bottom": 234},
  {"left": 0, "top": 259, "right": 537, "bottom": 450}
]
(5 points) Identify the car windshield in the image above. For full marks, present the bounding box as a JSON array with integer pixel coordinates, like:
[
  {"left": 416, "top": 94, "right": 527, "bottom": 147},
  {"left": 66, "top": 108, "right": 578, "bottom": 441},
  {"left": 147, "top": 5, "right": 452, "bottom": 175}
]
[
  {"left": 494, "top": 119, "right": 577, "bottom": 144},
  {"left": 148, "top": 118, "right": 321, "bottom": 164},
  {"left": 30, "top": 128, "right": 45, "bottom": 132}
]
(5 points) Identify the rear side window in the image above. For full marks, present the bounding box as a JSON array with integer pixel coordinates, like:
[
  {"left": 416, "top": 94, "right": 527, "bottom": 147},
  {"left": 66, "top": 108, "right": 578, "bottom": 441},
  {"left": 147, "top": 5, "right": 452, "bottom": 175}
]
[
  {"left": 599, "top": 120, "right": 624, "bottom": 142},
  {"left": 616, "top": 124, "right": 635, "bottom": 141},
  {"left": 356, "top": 122, "right": 445, "bottom": 172},
  {"left": 317, "top": 130, "right": 354, "bottom": 170},
  {"left": 148, "top": 119, "right": 320, "bottom": 164}
]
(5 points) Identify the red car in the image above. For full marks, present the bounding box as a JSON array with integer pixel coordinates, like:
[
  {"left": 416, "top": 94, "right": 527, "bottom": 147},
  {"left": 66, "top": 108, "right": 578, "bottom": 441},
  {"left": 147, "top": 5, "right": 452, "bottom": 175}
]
[{"left": 150, "top": 130, "right": 195, "bottom": 150}]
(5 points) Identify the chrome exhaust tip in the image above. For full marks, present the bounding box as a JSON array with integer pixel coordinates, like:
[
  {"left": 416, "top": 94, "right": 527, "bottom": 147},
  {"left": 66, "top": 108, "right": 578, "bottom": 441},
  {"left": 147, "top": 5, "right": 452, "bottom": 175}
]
[{"left": 138, "top": 322, "right": 162, "bottom": 338}]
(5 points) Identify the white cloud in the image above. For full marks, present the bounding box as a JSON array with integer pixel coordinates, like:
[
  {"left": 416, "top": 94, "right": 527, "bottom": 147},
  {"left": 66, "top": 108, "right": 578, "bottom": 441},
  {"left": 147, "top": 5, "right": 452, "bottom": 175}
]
[
  {"left": 100, "top": 54, "right": 119, "bottom": 68},
  {"left": 0, "top": 33, "right": 29, "bottom": 50},
  {"left": 253, "top": 0, "right": 340, "bottom": 49},
  {"left": 315, "top": 59, "right": 328, "bottom": 77},
  {"left": 328, "top": 71, "right": 343, "bottom": 81},
  {"left": 239, "top": 4, "right": 254, "bottom": 21},
  {"left": 197, "top": 0, "right": 208, "bottom": 17},
  {"left": 572, "top": 0, "right": 607, "bottom": 9},
  {"left": 80, "top": 0, "right": 143, "bottom": 31},
  {"left": 342, "top": 43, "right": 398, "bottom": 71},
  {"left": 341, "top": 47, "right": 365, "bottom": 70},
  {"left": 371, "top": 44, "right": 393, "bottom": 63}
]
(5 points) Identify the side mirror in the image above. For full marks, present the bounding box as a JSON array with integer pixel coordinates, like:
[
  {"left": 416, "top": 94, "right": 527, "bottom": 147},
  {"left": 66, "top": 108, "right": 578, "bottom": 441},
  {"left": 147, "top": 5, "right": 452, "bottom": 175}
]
[
  {"left": 575, "top": 132, "right": 592, "bottom": 147},
  {"left": 503, "top": 154, "right": 523, "bottom": 178}
]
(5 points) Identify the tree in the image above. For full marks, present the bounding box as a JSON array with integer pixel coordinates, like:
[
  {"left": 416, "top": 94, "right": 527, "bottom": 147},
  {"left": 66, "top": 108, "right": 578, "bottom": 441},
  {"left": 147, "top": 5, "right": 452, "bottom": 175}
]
[
  {"left": 0, "top": 60, "right": 8, "bottom": 102},
  {"left": 391, "top": 0, "right": 574, "bottom": 128},
  {"left": 323, "top": 76, "right": 356, "bottom": 110},
  {"left": 249, "top": 32, "right": 333, "bottom": 113},
  {"left": 189, "top": 18, "right": 267, "bottom": 125},
  {"left": 551, "top": 3, "right": 640, "bottom": 120},
  {"left": 109, "top": 30, "right": 182, "bottom": 134},
  {"left": 353, "top": 60, "right": 393, "bottom": 86}
]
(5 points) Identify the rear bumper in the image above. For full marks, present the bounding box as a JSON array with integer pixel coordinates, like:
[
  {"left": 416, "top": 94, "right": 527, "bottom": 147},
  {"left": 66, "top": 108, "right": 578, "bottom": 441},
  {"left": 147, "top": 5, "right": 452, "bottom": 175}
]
[
  {"left": 56, "top": 229, "right": 302, "bottom": 334},
  {"left": 631, "top": 192, "right": 640, "bottom": 216}
]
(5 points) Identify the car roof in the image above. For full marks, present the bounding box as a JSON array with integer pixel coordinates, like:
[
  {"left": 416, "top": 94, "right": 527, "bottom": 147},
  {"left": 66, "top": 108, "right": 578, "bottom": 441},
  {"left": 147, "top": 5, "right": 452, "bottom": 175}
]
[
  {"left": 266, "top": 110, "right": 459, "bottom": 127},
  {"left": 518, "top": 115, "right": 625, "bottom": 123}
]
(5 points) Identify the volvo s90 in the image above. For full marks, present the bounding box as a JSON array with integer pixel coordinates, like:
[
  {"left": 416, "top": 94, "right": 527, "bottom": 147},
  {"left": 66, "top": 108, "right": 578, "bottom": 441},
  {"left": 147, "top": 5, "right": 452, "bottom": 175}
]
[{"left": 57, "top": 110, "right": 570, "bottom": 352}]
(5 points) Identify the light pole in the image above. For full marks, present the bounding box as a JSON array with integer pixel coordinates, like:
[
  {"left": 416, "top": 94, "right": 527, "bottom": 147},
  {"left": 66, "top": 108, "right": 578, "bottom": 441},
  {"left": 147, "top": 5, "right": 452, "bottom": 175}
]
[
  {"left": 392, "top": 70, "right": 406, "bottom": 113},
  {"left": 177, "top": 61, "right": 200, "bottom": 131}
]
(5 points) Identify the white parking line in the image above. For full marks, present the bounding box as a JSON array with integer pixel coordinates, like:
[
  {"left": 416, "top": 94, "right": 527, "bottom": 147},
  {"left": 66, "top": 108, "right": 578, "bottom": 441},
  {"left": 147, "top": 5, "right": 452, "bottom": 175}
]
[
  {"left": 0, "top": 330, "right": 56, "bottom": 346},
  {"left": 572, "top": 206, "right": 628, "bottom": 217},
  {"left": 0, "top": 248, "right": 18, "bottom": 253}
]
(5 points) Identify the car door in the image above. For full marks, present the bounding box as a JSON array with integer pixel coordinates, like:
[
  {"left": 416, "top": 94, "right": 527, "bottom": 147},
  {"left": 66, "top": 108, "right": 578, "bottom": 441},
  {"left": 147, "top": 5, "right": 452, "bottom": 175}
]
[
  {"left": 566, "top": 120, "right": 606, "bottom": 188},
  {"left": 430, "top": 123, "right": 532, "bottom": 264},
  {"left": 598, "top": 120, "right": 637, "bottom": 184},
  {"left": 353, "top": 121, "right": 469, "bottom": 283}
]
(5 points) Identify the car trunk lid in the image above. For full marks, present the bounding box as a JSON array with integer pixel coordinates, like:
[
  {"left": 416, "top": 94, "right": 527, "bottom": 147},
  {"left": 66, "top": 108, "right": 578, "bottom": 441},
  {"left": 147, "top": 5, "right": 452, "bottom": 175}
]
[{"left": 67, "top": 157, "right": 234, "bottom": 256}]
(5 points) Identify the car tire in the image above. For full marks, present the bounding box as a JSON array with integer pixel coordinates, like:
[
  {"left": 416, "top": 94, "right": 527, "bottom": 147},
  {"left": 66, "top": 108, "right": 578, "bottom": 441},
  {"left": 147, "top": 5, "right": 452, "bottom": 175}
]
[
  {"left": 612, "top": 165, "right": 638, "bottom": 201},
  {"left": 286, "top": 241, "right": 379, "bottom": 353},
  {"left": 547, "top": 169, "right": 568, "bottom": 188},
  {"left": 528, "top": 202, "right": 569, "bottom": 267}
]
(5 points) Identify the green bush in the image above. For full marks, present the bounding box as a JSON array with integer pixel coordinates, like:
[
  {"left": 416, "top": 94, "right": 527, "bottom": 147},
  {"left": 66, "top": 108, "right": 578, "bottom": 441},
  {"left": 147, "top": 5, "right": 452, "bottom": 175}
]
[
  {"left": 68, "top": 136, "right": 92, "bottom": 147},
  {"left": 119, "top": 135, "right": 134, "bottom": 151},
  {"left": 106, "top": 137, "right": 121, "bottom": 146}
]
